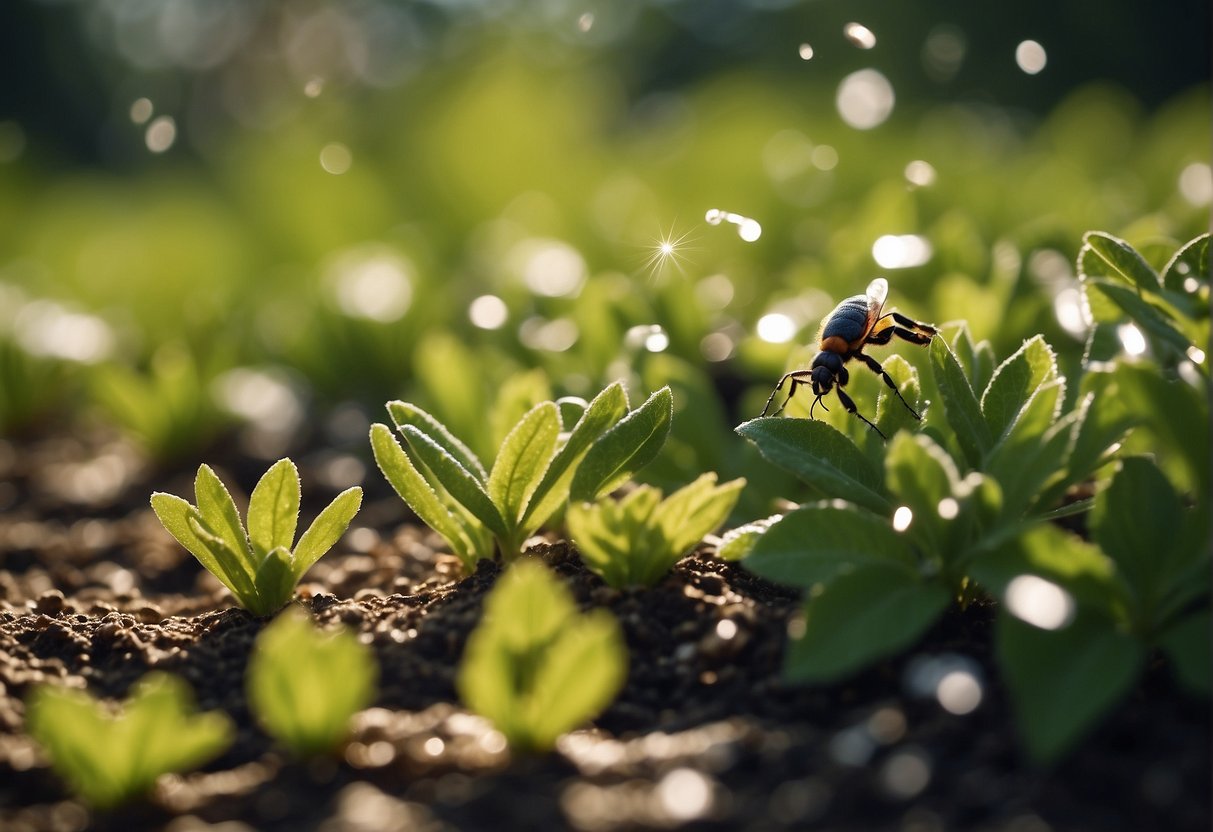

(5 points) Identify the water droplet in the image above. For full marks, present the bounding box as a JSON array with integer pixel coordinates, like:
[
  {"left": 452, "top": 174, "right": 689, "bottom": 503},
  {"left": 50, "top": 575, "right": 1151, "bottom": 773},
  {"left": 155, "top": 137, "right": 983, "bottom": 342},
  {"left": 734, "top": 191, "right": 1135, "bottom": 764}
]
[
  {"left": 704, "top": 209, "right": 763, "bottom": 242},
  {"left": 1015, "top": 40, "right": 1047, "bottom": 74},
  {"left": 1005, "top": 575, "right": 1074, "bottom": 630},
  {"left": 892, "top": 506, "right": 913, "bottom": 532},
  {"left": 836, "top": 69, "right": 895, "bottom": 130},
  {"left": 737, "top": 218, "right": 762, "bottom": 242},
  {"left": 1187, "top": 346, "right": 1206, "bottom": 364},
  {"left": 704, "top": 208, "right": 725, "bottom": 225},
  {"left": 843, "top": 22, "right": 877, "bottom": 50},
  {"left": 798, "top": 43, "right": 815, "bottom": 60}
]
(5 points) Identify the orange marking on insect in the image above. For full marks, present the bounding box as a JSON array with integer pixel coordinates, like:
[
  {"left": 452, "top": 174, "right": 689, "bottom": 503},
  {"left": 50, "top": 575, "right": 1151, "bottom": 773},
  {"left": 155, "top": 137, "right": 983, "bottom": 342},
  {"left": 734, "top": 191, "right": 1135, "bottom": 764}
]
[{"left": 820, "top": 335, "right": 849, "bottom": 354}]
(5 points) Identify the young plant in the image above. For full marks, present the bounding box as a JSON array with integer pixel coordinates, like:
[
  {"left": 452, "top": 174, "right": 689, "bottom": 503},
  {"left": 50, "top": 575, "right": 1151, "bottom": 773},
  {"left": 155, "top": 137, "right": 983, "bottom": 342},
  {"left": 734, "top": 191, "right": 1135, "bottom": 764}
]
[
  {"left": 26, "top": 673, "right": 233, "bottom": 809},
  {"left": 567, "top": 473, "right": 745, "bottom": 587},
  {"left": 370, "top": 382, "right": 673, "bottom": 568},
  {"left": 457, "top": 559, "right": 627, "bottom": 752},
  {"left": 971, "top": 456, "right": 1209, "bottom": 762},
  {"left": 734, "top": 329, "right": 1127, "bottom": 683},
  {"left": 151, "top": 459, "right": 362, "bottom": 617},
  {"left": 246, "top": 607, "right": 377, "bottom": 757}
]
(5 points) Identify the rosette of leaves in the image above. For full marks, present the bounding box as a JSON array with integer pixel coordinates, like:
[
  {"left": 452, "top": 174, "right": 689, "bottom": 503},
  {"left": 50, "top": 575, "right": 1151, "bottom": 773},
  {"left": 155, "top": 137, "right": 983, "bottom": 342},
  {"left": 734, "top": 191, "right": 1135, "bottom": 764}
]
[
  {"left": 151, "top": 459, "right": 363, "bottom": 617},
  {"left": 27, "top": 673, "right": 233, "bottom": 809},
  {"left": 567, "top": 473, "right": 745, "bottom": 587},
  {"left": 370, "top": 382, "right": 673, "bottom": 568},
  {"left": 457, "top": 559, "right": 627, "bottom": 752},
  {"left": 733, "top": 330, "right": 1128, "bottom": 686},
  {"left": 246, "top": 608, "right": 377, "bottom": 757}
]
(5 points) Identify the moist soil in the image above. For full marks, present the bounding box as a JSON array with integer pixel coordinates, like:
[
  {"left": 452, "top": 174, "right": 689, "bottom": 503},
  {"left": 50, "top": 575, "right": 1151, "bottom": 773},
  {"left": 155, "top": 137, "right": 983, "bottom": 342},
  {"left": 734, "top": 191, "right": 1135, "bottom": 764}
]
[{"left": 0, "top": 433, "right": 1208, "bottom": 832}]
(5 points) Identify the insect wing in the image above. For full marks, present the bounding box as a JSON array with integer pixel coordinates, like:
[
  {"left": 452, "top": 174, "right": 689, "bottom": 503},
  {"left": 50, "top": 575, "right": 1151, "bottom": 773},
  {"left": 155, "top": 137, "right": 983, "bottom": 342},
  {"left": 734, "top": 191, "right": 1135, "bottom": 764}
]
[{"left": 863, "top": 277, "right": 889, "bottom": 336}]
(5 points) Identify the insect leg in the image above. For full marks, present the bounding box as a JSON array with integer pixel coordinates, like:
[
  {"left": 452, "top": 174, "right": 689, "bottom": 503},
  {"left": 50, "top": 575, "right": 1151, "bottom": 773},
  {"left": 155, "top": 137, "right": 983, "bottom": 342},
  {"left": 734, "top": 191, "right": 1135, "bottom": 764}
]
[
  {"left": 761, "top": 371, "right": 811, "bottom": 416},
  {"left": 889, "top": 311, "right": 937, "bottom": 336},
  {"left": 855, "top": 352, "right": 922, "bottom": 420},
  {"left": 834, "top": 386, "right": 887, "bottom": 440}
]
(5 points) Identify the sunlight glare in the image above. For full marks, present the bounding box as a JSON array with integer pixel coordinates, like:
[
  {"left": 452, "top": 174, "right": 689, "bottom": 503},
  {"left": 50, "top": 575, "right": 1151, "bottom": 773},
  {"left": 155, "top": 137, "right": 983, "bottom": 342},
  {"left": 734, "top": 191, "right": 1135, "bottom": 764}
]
[
  {"left": 872, "top": 235, "right": 932, "bottom": 269},
  {"left": 756, "top": 313, "right": 796, "bottom": 344},
  {"left": 892, "top": 506, "right": 913, "bottom": 532},
  {"left": 843, "top": 22, "right": 877, "bottom": 50},
  {"left": 1117, "top": 323, "right": 1147, "bottom": 356},
  {"left": 1005, "top": 575, "right": 1074, "bottom": 630},
  {"left": 468, "top": 294, "right": 508, "bottom": 330}
]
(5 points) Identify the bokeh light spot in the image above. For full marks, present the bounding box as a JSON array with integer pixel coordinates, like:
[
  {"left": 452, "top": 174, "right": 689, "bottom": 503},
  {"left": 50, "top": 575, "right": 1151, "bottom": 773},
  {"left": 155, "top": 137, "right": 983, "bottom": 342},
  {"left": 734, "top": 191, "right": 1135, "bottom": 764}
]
[
  {"left": 843, "top": 22, "right": 877, "bottom": 50},
  {"left": 872, "top": 235, "right": 932, "bottom": 269},
  {"left": 1015, "top": 40, "right": 1047, "bottom": 74},
  {"left": 836, "top": 69, "right": 895, "bottom": 130},
  {"left": 469, "top": 294, "right": 508, "bottom": 330},
  {"left": 798, "top": 43, "right": 814, "bottom": 60},
  {"left": 892, "top": 506, "right": 913, "bottom": 532},
  {"left": 756, "top": 313, "right": 796, "bottom": 344},
  {"left": 145, "top": 116, "right": 177, "bottom": 153},
  {"left": 1006, "top": 575, "right": 1075, "bottom": 630},
  {"left": 320, "top": 142, "right": 353, "bottom": 174},
  {"left": 1178, "top": 162, "right": 1213, "bottom": 206}
]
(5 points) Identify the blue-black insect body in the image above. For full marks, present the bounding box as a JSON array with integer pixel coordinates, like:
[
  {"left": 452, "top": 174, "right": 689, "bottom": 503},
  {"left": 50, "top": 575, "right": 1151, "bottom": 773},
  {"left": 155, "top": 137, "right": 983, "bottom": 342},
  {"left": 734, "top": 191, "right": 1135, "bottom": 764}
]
[{"left": 760, "top": 277, "right": 937, "bottom": 440}]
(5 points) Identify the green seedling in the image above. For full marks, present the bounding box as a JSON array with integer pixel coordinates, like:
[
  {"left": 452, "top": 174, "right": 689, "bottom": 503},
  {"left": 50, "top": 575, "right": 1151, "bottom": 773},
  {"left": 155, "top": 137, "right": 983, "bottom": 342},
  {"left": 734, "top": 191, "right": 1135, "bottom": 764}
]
[
  {"left": 151, "top": 459, "right": 362, "bottom": 617},
  {"left": 27, "top": 673, "right": 233, "bottom": 809},
  {"left": 457, "top": 559, "right": 627, "bottom": 752},
  {"left": 246, "top": 607, "right": 377, "bottom": 757},
  {"left": 93, "top": 343, "right": 233, "bottom": 463},
  {"left": 371, "top": 382, "right": 673, "bottom": 568},
  {"left": 567, "top": 473, "right": 744, "bottom": 587},
  {"left": 735, "top": 330, "right": 1127, "bottom": 687},
  {"left": 972, "top": 456, "right": 1209, "bottom": 762}
]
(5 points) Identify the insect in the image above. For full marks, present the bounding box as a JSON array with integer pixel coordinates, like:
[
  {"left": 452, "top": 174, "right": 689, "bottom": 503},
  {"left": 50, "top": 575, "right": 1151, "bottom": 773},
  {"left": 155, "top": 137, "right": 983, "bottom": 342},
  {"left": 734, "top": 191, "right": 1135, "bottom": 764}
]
[{"left": 760, "top": 277, "right": 936, "bottom": 440}]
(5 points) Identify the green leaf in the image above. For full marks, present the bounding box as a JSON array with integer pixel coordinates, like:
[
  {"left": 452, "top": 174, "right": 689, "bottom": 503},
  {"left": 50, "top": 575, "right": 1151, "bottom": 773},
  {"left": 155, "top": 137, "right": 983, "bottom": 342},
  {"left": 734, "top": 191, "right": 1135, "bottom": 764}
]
[
  {"left": 884, "top": 432, "right": 961, "bottom": 557},
  {"left": 929, "top": 336, "right": 991, "bottom": 468},
  {"left": 151, "top": 492, "right": 245, "bottom": 598},
  {"left": 745, "top": 502, "right": 917, "bottom": 589},
  {"left": 1110, "top": 362, "right": 1209, "bottom": 497},
  {"left": 522, "top": 382, "right": 629, "bottom": 529},
  {"left": 716, "top": 515, "right": 781, "bottom": 562},
  {"left": 735, "top": 417, "right": 889, "bottom": 514},
  {"left": 784, "top": 566, "right": 951, "bottom": 683},
  {"left": 1082, "top": 231, "right": 1161, "bottom": 292},
  {"left": 27, "top": 673, "right": 232, "bottom": 808},
  {"left": 487, "top": 402, "right": 560, "bottom": 528},
  {"left": 1088, "top": 280, "right": 1193, "bottom": 353},
  {"left": 251, "top": 547, "right": 296, "bottom": 617},
  {"left": 490, "top": 369, "right": 554, "bottom": 453},
  {"left": 980, "top": 335, "right": 1058, "bottom": 439},
  {"left": 1158, "top": 610, "right": 1212, "bottom": 696},
  {"left": 248, "top": 459, "right": 301, "bottom": 558},
  {"left": 457, "top": 560, "right": 626, "bottom": 751},
  {"left": 570, "top": 386, "right": 673, "bottom": 502},
  {"left": 997, "top": 610, "right": 1144, "bottom": 763},
  {"left": 186, "top": 516, "right": 259, "bottom": 607},
  {"left": 970, "top": 524, "right": 1119, "bottom": 613},
  {"left": 247, "top": 608, "right": 377, "bottom": 757},
  {"left": 194, "top": 464, "right": 255, "bottom": 577},
  {"left": 1090, "top": 457, "right": 1181, "bottom": 626},
  {"left": 400, "top": 424, "right": 508, "bottom": 539},
  {"left": 387, "top": 400, "right": 488, "bottom": 482},
  {"left": 293, "top": 487, "right": 363, "bottom": 577},
  {"left": 652, "top": 473, "right": 745, "bottom": 562},
  {"left": 873, "top": 355, "right": 922, "bottom": 440},
  {"left": 1161, "top": 233, "right": 1209, "bottom": 294},
  {"left": 370, "top": 423, "right": 478, "bottom": 565},
  {"left": 984, "top": 380, "right": 1068, "bottom": 519}
]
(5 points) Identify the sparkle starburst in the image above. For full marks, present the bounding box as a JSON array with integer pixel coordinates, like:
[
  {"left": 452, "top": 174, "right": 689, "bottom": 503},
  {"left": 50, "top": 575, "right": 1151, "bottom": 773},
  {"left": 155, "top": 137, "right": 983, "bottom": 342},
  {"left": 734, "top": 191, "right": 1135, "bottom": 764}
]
[{"left": 641, "top": 224, "right": 698, "bottom": 281}]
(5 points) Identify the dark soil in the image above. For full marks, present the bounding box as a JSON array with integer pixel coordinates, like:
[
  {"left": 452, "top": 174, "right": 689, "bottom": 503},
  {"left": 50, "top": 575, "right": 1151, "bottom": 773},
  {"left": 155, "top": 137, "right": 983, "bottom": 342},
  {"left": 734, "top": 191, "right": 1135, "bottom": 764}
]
[{"left": 0, "top": 433, "right": 1209, "bottom": 831}]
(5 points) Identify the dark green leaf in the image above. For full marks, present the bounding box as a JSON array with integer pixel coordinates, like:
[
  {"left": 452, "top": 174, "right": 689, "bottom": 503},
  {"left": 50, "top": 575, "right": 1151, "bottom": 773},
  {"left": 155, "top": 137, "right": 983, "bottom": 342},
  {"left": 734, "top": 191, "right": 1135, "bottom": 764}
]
[
  {"left": 1088, "top": 280, "right": 1192, "bottom": 353},
  {"left": 745, "top": 502, "right": 917, "bottom": 588},
  {"left": 997, "top": 610, "right": 1144, "bottom": 763},
  {"left": 784, "top": 566, "right": 951, "bottom": 683},
  {"left": 970, "top": 524, "right": 1119, "bottom": 613},
  {"left": 873, "top": 355, "right": 923, "bottom": 439},
  {"left": 1161, "top": 233, "right": 1209, "bottom": 294},
  {"left": 980, "top": 336, "right": 1058, "bottom": 440},
  {"left": 1158, "top": 610, "right": 1212, "bottom": 696},
  {"left": 884, "top": 432, "right": 960, "bottom": 556},
  {"left": 569, "top": 387, "right": 673, "bottom": 502},
  {"left": 929, "top": 336, "right": 991, "bottom": 468},
  {"left": 735, "top": 417, "right": 889, "bottom": 514},
  {"left": 400, "top": 425, "right": 508, "bottom": 539},
  {"left": 387, "top": 400, "right": 488, "bottom": 482}
]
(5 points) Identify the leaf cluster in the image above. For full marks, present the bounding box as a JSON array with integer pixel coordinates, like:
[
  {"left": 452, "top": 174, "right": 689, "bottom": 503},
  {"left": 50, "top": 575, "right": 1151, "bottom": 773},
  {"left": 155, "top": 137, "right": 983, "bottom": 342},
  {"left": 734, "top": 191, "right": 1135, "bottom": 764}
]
[
  {"left": 246, "top": 607, "right": 378, "bottom": 757},
  {"left": 26, "top": 673, "right": 233, "bottom": 809},
  {"left": 151, "top": 459, "right": 362, "bottom": 617},
  {"left": 567, "top": 472, "right": 744, "bottom": 588},
  {"left": 371, "top": 382, "right": 673, "bottom": 567},
  {"left": 457, "top": 559, "right": 627, "bottom": 752}
]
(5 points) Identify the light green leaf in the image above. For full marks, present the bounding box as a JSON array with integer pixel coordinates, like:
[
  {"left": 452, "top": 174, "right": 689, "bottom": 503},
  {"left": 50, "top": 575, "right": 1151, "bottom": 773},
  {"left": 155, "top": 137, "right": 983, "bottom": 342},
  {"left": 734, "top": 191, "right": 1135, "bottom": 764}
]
[
  {"left": 387, "top": 400, "right": 488, "bottom": 482},
  {"left": 488, "top": 402, "right": 560, "bottom": 528},
  {"left": 194, "top": 464, "right": 255, "bottom": 577},
  {"left": 1161, "top": 233, "right": 1209, "bottom": 294},
  {"left": 1111, "top": 362, "right": 1209, "bottom": 497},
  {"left": 980, "top": 335, "right": 1058, "bottom": 439},
  {"left": 716, "top": 515, "right": 781, "bottom": 562},
  {"left": 151, "top": 492, "right": 243, "bottom": 597},
  {"left": 1082, "top": 231, "right": 1161, "bottom": 292},
  {"left": 652, "top": 473, "right": 745, "bottom": 560},
  {"left": 370, "top": 423, "right": 478, "bottom": 565},
  {"left": 985, "top": 380, "right": 1068, "bottom": 519},
  {"left": 873, "top": 355, "right": 923, "bottom": 439},
  {"left": 570, "top": 386, "right": 673, "bottom": 502},
  {"left": 1159, "top": 610, "right": 1212, "bottom": 696},
  {"left": 745, "top": 502, "right": 917, "bottom": 589},
  {"left": 247, "top": 608, "right": 377, "bottom": 756},
  {"left": 400, "top": 424, "right": 508, "bottom": 539},
  {"left": 735, "top": 417, "right": 889, "bottom": 514},
  {"left": 248, "top": 459, "right": 300, "bottom": 558},
  {"left": 784, "top": 566, "right": 951, "bottom": 683},
  {"left": 1088, "top": 280, "right": 1193, "bottom": 353},
  {"left": 997, "top": 610, "right": 1144, "bottom": 763},
  {"left": 929, "top": 336, "right": 991, "bottom": 468},
  {"left": 186, "top": 516, "right": 258, "bottom": 606},
  {"left": 483, "top": 558, "right": 576, "bottom": 653},
  {"left": 523, "top": 382, "right": 629, "bottom": 529},
  {"left": 490, "top": 369, "right": 554, "bottom": 453},
  {"left": 293, "top": 487, "right": 363, "bottom": 577}
]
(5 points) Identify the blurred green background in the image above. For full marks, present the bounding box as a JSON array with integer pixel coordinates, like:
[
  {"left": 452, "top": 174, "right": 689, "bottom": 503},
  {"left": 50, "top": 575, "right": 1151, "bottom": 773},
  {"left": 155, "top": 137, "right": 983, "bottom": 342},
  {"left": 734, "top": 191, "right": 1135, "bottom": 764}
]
[{"left": 0, "top": 0, "right": 1208, "bottom": 501}]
